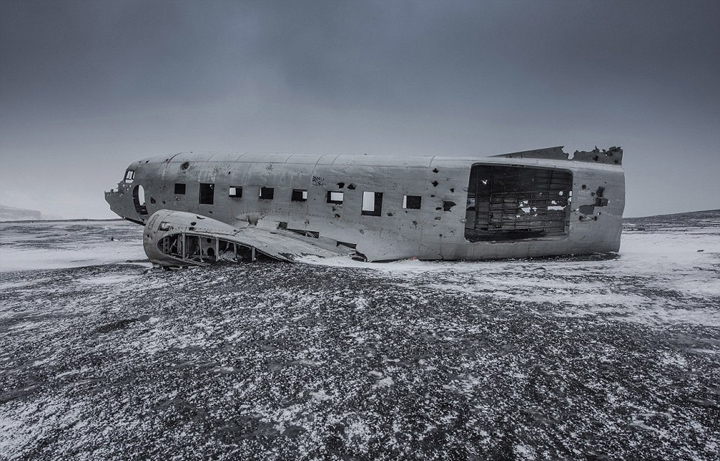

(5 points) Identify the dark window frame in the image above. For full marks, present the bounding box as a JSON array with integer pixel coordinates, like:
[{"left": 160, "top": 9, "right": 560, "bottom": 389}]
[
  {"left": 404, "top": 195, "right": 422, "bottom": 210},
  {"left": 259, "top": 187, "right": 274, "bottom": 200},
  {"left": 326, "top": 191, "right": 344, "bottom": 204},
  {"left": 361, "top": 191, "right": 383, "bottom": 217},
  {"left": 199, "top": 183, "right": 214, "bottom": 205},
  {"left": 291, "top": 189, "right": 308, "bottom": 202}
]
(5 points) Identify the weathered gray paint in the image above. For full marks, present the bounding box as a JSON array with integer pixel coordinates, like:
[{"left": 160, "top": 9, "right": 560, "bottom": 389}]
[{"left": 106, "top": 147, "right": 625, "bottom": 265}]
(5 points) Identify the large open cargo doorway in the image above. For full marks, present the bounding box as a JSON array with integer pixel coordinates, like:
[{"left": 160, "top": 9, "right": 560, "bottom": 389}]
[{"left": 465, "top": 165, "right": 572, "bottom": 242}]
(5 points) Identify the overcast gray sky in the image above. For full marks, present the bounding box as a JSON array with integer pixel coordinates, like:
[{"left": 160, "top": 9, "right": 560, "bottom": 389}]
[{"left": 1, "top": 0, "right": 718, "bottom": 218}]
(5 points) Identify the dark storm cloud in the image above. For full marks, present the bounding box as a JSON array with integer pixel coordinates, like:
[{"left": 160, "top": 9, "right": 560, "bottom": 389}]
[
  {"left": 4, "top": 0, "right": 718, "bottom": 119},
  {"left": 1, "top": 1, "right": 247, "bottom": 116},
  {"left": 239, "top": 1, "right": 720, "bottom": 118},
  {"left": 1, "top": 0, "right": 719, "bottom": 218}
]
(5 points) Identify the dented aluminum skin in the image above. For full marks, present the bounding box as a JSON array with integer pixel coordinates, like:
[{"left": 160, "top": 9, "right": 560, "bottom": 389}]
[{"left": 106, "top": 147, "right": 625, "bottom": 266}]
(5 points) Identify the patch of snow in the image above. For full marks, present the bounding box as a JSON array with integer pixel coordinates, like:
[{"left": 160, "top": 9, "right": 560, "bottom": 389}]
[
  {"left": 0, "top": 221, "right": 148, "bottom": 272},
  {"left": 80, "top": 274, "right": 141, "bottom": 285},
  {"left": 310, "top": 390, "right": 332, "bottom": 402},
  {"left": 374, "top": 377, "right": 394, "bottom": 388}
]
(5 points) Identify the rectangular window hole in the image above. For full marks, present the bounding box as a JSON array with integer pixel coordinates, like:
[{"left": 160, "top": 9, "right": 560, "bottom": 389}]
[
  {"left": 174, "top": 183, "right": 186, "bottom": 195},
  {"left": 124, "top": 170, "right": 135, "bottom": 183},
  {"left": 362, "top": 191, "right": 383, "bottom": 216},
  {"left": 229, "top": 186, "right": 242, "bottom": 198},
  {"left": 259, "top": 187, "right": 274, "bottom": 200},
  {"left": 292, "top": 189, "right": 308, "bottom": 201},
  {"left": 327, "top": 191, "right": 344, "bottom": 204},
  {"left": 403, "top": 195, "right": 422, "bottom": 209},
  {"left": 199, "top": 183, "right": 214, "bottom": 205}
]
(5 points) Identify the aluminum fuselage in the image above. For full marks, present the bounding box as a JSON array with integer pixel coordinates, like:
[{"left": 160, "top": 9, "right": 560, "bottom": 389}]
[{"left": 106, "top": 149, "right": 625, "bottom": 262}]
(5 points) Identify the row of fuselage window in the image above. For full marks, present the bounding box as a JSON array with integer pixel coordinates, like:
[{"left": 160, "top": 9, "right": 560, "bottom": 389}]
[{"left": 173, "top": 183, "right": 453, "bottom": 215}]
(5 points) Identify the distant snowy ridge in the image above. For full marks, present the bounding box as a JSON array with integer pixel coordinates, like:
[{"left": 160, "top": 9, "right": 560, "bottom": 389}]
[
  {"left": 0, "top": 203, "right": 65, "bottom": 221},
  {"left": 624, "top": 208, "right": 720, "bottom": 229},
  {"left": 0, "top": 204, "right": 42, "bottom": 221}
]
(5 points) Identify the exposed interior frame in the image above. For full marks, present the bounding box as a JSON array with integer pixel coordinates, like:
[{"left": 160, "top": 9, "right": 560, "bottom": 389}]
[
  {"left": 465, "top": 164, "right": 573, "bottom": 242},
  {"left": 157, "top": 233, "right": 276, "bottom": 264}
]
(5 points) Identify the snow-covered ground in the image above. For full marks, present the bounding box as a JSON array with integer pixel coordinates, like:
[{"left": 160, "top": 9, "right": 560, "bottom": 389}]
[
  {"left": 0, "top": 220, "right": 147, "bottom": 272},
  {"left": 1, "top": 212, "right": 719, "bottom": 460}
]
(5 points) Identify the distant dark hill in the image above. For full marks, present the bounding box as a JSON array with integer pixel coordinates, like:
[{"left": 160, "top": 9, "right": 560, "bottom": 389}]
[{"left": 624, "top": 209, "right": 720, "bottom": 230}]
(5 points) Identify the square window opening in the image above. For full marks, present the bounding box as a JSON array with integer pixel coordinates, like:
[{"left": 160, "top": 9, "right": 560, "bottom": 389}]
[
  {"left": 199, "top": 183, "right": 214, "bottom": 205},
  {"left": 124, "top": 170, "right": 135, "bottom": 183},
  {"left": 259, "top": 187, "right": 274, "bottom": 200},
  {"left": 327, "top": 191, "right": 344, "bottom": 204},
  {"left": 174, "top": 183, "right": 186, "bottom": 195},
  {"left": 362, "top": 191, "right": 383, "bottom": 216},
  {"left": 292, "top": 189, "right": 308, "bottom": 202},
  {"left": 403, "top": 195, "right": 422, "bottom": 209},
  {"left": 229, "top": 186, "right": 243, "bottom": 198}
]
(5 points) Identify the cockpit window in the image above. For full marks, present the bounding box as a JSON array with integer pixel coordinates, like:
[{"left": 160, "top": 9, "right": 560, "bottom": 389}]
[{"left": 124, "top": 170, "right": 135, "bottom": 183}]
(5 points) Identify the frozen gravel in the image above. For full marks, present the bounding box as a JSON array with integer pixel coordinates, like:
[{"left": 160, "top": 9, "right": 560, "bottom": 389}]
[{"left": 1, "top": 212, "right": 719, "bottom": 460}]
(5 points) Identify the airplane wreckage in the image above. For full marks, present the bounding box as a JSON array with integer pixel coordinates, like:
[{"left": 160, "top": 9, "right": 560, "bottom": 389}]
[{"left": 105, "top": 147, "right": 625, "bottom": 268}]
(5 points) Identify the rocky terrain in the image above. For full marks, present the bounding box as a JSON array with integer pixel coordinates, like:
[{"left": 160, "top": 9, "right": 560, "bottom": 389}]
[{"left": 1, "top": 211, "right": 719, "bottom": 460}]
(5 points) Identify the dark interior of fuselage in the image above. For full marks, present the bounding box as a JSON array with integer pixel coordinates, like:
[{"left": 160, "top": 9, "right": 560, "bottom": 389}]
[
  {"left": 157, "top": 234, "right": 267, "bottom": 263},
  {"left": 464, "top": 165, "right": 573, "bottom": 242}
]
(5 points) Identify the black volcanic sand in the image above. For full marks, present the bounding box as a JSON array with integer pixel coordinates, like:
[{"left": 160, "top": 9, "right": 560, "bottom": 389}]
[{"left": 1, "top": 257, "right": 719, "bottom": 460}]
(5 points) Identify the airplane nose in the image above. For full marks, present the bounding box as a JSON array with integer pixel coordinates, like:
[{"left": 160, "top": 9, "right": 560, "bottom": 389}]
[{"left": 105, "top": 183, "right": 147, "bottom": 224}]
